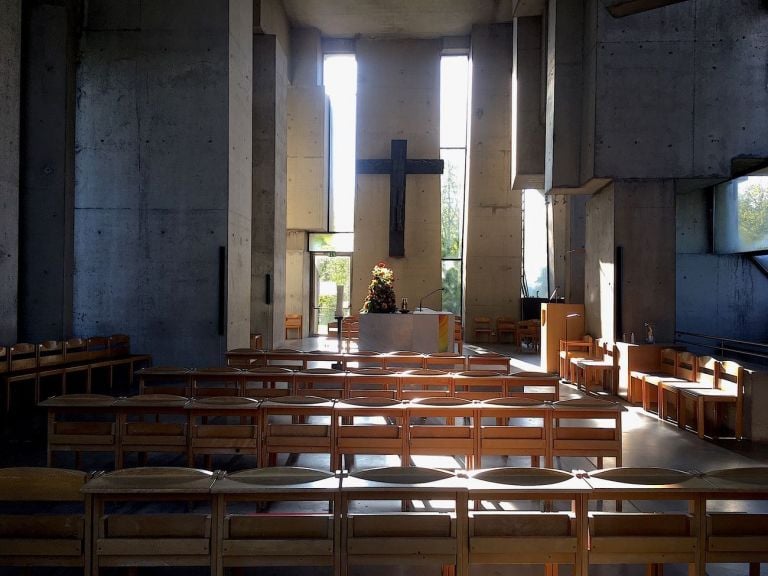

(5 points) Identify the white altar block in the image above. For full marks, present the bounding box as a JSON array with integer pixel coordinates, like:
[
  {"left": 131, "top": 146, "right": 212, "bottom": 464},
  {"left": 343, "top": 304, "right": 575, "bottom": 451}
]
[{"left": 358, "top": 309, "right": 454, "bottom": 353}]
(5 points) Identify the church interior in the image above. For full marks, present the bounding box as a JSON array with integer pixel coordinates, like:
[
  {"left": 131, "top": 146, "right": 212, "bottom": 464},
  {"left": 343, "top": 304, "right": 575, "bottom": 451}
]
[{"left": 2, "top": 0, "right": 768, "bottom": 574}]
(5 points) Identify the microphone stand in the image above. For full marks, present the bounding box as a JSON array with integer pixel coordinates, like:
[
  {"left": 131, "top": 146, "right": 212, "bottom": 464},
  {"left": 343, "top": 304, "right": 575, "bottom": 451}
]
[{"left": 418, "top": 288, "right": 445, "bottom": 311}]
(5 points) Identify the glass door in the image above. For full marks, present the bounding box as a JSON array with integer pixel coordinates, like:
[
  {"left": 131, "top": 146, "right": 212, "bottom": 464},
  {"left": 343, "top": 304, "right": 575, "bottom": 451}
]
[{"left": 311, "top": 254, "right": 351, "bottom": 336}]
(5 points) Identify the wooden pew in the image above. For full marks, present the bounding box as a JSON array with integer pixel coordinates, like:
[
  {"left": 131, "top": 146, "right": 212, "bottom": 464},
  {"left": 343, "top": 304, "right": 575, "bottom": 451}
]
[
  {"left": 187, "top": 395, "right": 261, "bottom": 468},
  {"left": 82, "top": 466, "right": 215, "bottom": 573},
  {"left": 583, "top": 467, "right": 709, "bottom": 576},
  {"left": 407, "top": 396, "right": 477, "bottom": 469},
  {"left": 466, "top": 467, "right": 588, "bottom": 576},
  {"left": 212, "top": 467, "right": 340, "bottom": 575},
  {"left": 340, "top": 466, "right": 467, "bottom": 576},
  {"left": 0, "top": 467, "right": 89, "bottom": 571},
  {"left": 680, "top": 359, "right": 746, "bottom": 440},
  {"left": 476, "top": 397, "right": 551, "bottom": 467}
]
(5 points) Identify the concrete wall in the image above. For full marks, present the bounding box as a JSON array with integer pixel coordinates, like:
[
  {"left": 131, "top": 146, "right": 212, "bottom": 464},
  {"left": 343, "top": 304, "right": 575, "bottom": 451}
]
[
  {"left": 585, "top": 184, "right": 613, "bottom": 339},
  {"left": 0, "top": 0, "right": 20, "bottom": 344},
  {"left": 677, "top": 187, "right": 768, "bottom": 342},
  {"left": 593, "top": 1, "right": 768, "bottom": 179},
  {"left": 19, "top": 1, "right": 78, "bottom": 342},
  {"left": 287, "top": 27, "right": 328, "bottom": 232},
  {"left": 465, "top": 24, "right": 519, "bottom": 335},
  {"left": 353, "top": 38, "right": 442, "bottom": 315},
  {"left": 227, "top": 0, "right": 253, "bottom": 352},
  {"left": 75, "top": 0, "right": 233, "bottom": 365}
]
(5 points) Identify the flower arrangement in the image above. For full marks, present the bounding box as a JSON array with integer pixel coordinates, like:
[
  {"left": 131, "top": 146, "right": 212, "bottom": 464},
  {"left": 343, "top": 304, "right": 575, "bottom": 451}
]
[{"left": 361, "top": 262, "right": 397, "bottom": 313}]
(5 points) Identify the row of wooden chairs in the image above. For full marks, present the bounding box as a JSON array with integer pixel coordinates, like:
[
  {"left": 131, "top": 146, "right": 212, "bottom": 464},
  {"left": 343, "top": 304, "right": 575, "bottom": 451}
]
[
  {"left": 473, "top": 317, "right": 541, "bottom": 351},
  {"left": 41, "top": 394, "right": 621, "bottom": 471},
  {"left": 560, "top": 337, "right": 618, "bottom": 395},
  {"left": 3, "top": 464, "right": 768, "bottom": 575},
  {"left": 225, "top": 347, "right": 511, "bottom": 371},
  {"left": 137, "top": 366, "right": 558, "bottom": 401},
  {"left": 1, "top": 334, "right": 152, "bottom": 412},
  {"left": 630, "top": 349, "right": 746, "bottom": 440}
]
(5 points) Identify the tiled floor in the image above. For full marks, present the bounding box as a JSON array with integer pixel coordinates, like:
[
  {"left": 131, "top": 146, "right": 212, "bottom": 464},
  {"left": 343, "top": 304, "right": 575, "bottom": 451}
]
[{"left": 1, "top": 337, "right": 767, "bottom": 575}]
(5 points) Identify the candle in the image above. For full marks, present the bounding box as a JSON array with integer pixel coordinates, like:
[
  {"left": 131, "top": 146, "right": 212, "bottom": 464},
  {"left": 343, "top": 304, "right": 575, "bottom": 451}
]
[{"left": 335, "top": 285, "right": 344, "bottom": 317}]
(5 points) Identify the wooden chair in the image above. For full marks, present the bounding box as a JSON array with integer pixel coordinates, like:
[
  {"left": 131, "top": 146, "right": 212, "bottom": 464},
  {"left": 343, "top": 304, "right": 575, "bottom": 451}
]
[
  {"left": 551, "top": 397, "right": 622, "bottom": 470},
  {"left": 473, "top": 316, "right": 493, "bottom": 343},
  {"left": 264, "top": 347, "right": 307, "bottom": 370},
  {"left": 115, "top": 393, "right": 190, "bottom": 468},
  {"left": 631, "top": 347, "right": 677, "bottom": 413},
  {"left": 212, "top": 467, "right": 340, "bottom": 575},
  {"left": 424, "top": 351, "right": 467, "bottom": 372},
  {"left": 85, "top": 336, "right": 113, "bottom": 392},
  {"left": 293, "top": 367, "right": 346, "bottom": 400},
  {"left": 342, "top": 316, "right": 360, "bottom": 349},
  {"left": 572, "top": 338, "right": 617, "bottom": 396},
  {"left": 345, "top": 367, "right": 399, "bottom": 399},
  {"left": 454, "top": 315, "right": 463, "bottom": 353},
  {"left": 225, "top": 347, "right": 265, "bottom": 368},
  {"left": 477, "top": 397, "right": 551, "bottom": 467},
  {"left": 648, "top": 350, "right": 698, "bottom": 416},
  {"left": 340, "top": 466, "right": 467, "bottom": 576},
  {"left": 187, "top": 396, "right": 261, "bottom": 468},
  {"left": 190, "top": 366, "right": 244, "bottom": 397},
  {"left": 82, "top": 466, "right": 215, "bottom": 572},
  {"left": 259, "top": 395, "right": 335, "bottom": 469},
  {"left": 334, "top": 396, "right": 408, "bottom": 469},
  {"left": 285, "top": 313, "right": 303, "bottom": 339},
  {"left": 381, "top": 350, "right": 425, "bottom": 370},
  {"left": 466, "top": 351, "right": 510, "bottom": 373},
  {"left": 4, "top": 342, "right": 38, "bottom": 412},
  {"left": 506, "top": 370, "right": 561, "bottom": 402},
  {"left": 517, "top": 319, "right": 541, "bottom": 352},
  {"left": 0, "top": 467, "right": 89, "bottom": 570},
  {"left": 407, "top": 396, "right": 478, "bottom": 469},
  {"left": 342, "top": 350, "right": 386, "bottom": 369},
  {"left": 701, "top": 467, "right": 768, "bottom": 576},
  {"left": 584, "top": 467, "right": 706, "bottom": 575},
  {"left": 36, "top": 340, "right": 66, "bottom": 402},
  {"left": 452, "top": 370, "right": 506, "bottom": 401},
  {"left": 680, "top": 359, "right": 745, "bottom": 440},
  {"left": 137, "top": 366, "right": 192, "bottom": 396},
  {"left": 659, "top": 354, "right": 717, "bottom": 424},
  {"left": 398, "top": 368, "right": 454, "bottom": 400},
  {"left": 495, "top": 316, "right": 518, "bottom": 344},
  {"left": 558, "top": 336, "right": 592, "bottom": 382},
  {"left": 40, "top": 393, "right": 118, "bottom": 468},
  {"left": 105, "top": 333, "right": 152, "bottom": 390},
  {"left": 62, "top": 337, "right": 91, "bottom": 392},
  {"left": 241, "top": 366, "right": 294, "bottom": 399},
  {"left": 466, "top": 467, "right": 587, "bottom": 575}
]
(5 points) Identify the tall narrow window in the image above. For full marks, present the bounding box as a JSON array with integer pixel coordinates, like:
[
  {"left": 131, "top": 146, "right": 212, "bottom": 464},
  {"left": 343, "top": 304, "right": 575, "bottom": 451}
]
[
  {"left": 522, "top": 188, "right": 549, "bottom": 298},
  {"left": 324, "top": 54, "right": 357, "bottom": 232},
  {"left": 440, "top": 55, "right": 470, "bottom": 315}
]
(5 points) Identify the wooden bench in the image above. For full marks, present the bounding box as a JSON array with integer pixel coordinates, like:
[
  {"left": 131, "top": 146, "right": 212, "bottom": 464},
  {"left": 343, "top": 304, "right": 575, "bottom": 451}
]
[
  {"left": 0, "top": 467, "right": 89, "bottom": 571},
  {"left": 82, "top": 466, "right": 215, "bottom": 572},
  {"left": 551, "top": 397, "right": 622, "bottom": 469}
]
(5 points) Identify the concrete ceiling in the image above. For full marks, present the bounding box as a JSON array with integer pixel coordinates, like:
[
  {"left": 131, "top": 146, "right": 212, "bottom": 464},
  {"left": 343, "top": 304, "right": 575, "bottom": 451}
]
[{"left": 281, "top": 0, "right": 545, "bottom": 39}]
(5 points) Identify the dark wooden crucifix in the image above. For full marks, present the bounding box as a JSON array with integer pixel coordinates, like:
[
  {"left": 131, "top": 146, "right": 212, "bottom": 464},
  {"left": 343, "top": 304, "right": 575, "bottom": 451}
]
[{"left": 356, "top": 139, "right": 444, "bottom": 257}]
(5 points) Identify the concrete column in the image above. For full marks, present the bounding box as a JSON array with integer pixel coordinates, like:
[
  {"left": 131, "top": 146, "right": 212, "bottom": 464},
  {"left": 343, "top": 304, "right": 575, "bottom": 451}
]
[
  {"left": 227, "top": 0, "right": 253, "bottom": 351},
  {"left": 19, "top": 0, "right": 79, "bottom": 341},
  {"left": 465, "top": 24, "right": 519, "bottom": 334},
  {"left": 0, "top": 0, "right": 20, "bottom": 344},
  {"left": 512, "top": 16, "right": 545, "bottom": 190},
  {"left": 353, "top": 38, "right": 442, "bottom": 315},
  {"left": 251, "top": 31, "right": 288, "bottom": 349}
]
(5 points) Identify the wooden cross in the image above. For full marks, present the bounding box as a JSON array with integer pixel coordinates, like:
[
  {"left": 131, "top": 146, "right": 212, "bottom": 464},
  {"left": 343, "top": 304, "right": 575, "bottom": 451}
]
[{"left": 357, "top": 139, "right": 444, "bottom": 257}]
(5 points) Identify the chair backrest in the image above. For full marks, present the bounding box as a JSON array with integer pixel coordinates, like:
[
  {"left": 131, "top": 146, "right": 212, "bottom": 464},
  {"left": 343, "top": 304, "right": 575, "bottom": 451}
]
[
  {"left": 716, "top": 360, "right": 744, "bottom": 395},
  {"left": 675, "top": 351, "right": 697, "bottom": 381},
  {"left": 38, "top": 340, "right": 65, "bottom": 367},
  {"left": 696, "top": 356, "right": 719, "bottom": 387},
  {"left": 9, "top": 342, "right": 37, "bottom": 371},
  {"left": 658, "top": 347, "right": 677, "bottom": 375}
]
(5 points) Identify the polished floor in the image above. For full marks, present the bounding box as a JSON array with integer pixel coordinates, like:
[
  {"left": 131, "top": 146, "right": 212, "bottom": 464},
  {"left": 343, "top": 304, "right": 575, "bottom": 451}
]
[{"left": 1, "top": 336, "right": 767, "bottom": 575}]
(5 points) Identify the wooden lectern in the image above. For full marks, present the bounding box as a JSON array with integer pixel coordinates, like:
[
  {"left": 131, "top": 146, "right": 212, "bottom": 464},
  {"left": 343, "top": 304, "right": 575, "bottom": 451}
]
[{"left": 540, "top": 303, "right": 585, "bottom": 373}]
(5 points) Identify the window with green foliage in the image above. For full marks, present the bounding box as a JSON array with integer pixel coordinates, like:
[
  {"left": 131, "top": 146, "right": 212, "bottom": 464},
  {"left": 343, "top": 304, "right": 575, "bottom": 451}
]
[
  {"left": 440, "top": 54, "right": 469, "bottom": 315},
  {"left": 715, "top": 168, "right": 768, "bottom": 254}
]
